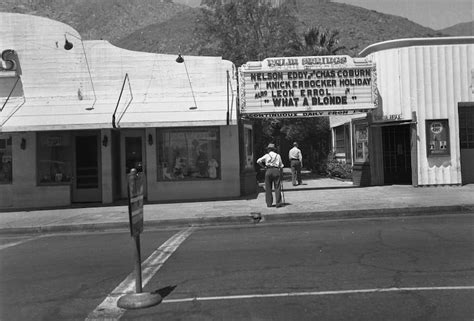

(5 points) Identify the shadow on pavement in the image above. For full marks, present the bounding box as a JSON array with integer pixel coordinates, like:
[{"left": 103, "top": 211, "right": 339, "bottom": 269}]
[{"left": 153, "top": 285, "right": 177, "bottom": 299}]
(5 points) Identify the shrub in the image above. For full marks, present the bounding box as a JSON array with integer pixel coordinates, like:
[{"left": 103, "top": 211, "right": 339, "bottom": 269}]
[{"left": 324, "top": 153, "right": 352, "bottom": 179}]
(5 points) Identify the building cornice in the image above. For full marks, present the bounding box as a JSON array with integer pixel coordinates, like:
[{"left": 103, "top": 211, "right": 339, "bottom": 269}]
[{"left": 359, "top": 36, "right": 474, "bottom": 57}]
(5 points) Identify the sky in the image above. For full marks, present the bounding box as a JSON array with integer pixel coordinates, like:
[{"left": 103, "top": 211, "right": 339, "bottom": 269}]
[{"left": 331, "top": 0, "right": 473, "bottom": 30}]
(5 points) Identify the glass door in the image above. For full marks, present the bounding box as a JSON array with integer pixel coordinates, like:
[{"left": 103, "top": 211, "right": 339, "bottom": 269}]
[
  {"left": 121, "top": 130, "right": 146, "bottom": 198},
  {"left": 72, "top": 134, "right": 101, "bottom": 202},
  {"left": 126, "top": 137, "right": 143, "bottom": 174}
]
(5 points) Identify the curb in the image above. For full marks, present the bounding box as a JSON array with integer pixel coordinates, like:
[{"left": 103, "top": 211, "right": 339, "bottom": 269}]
[
  {"left": 262, "top": 205, "right": 474, "bottom": 223},
  {"left": 1, "top": 205, "right": 473, "bottom": 235}
]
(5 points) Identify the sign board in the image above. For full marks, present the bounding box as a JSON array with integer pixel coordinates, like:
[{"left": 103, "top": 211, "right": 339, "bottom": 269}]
[
  {"left": 127, "top": 171, "right": 144, "bottom": 236},
  {"left": 238, "top": 55, "right": 377, "bottom": 118},
  {"left": 0, "top": 49, "right": 24, "bottom": 98}
]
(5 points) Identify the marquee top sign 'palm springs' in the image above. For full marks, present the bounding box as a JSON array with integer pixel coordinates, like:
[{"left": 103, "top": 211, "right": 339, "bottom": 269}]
[{"left": 238, "top": 55, "right": 377, "bottom": 118}]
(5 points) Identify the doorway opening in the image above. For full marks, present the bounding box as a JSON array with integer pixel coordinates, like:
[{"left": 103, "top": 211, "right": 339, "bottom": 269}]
[
  {"left": 382, "top": 125, "right": 412, "bottom": 185},
  {"left": 120, "top": 130, "right": 146, "bottom": 199},
  {"left": 72, "top": 134, "right": 101, "bottom": 202}
]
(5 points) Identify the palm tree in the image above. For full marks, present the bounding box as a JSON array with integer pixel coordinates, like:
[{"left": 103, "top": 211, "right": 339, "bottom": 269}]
[{"left": 295, "top": 26, "right": 345, "bottom": 56}]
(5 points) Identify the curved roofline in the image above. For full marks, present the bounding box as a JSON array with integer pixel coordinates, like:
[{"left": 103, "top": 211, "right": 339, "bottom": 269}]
[
  {"left": 358, "top": 36, "right": 474, "bottom": 57},
  {"left": 1, "top": 12, "right": 82, "bottom": 37}
]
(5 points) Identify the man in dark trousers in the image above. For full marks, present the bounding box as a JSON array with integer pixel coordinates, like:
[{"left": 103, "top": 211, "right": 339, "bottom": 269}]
[
  {"left": 288, "top": 142, "right": 303, "bottom": 186},
  {"left": 257, "top": 143, "right": 284, "bottom": 208}
]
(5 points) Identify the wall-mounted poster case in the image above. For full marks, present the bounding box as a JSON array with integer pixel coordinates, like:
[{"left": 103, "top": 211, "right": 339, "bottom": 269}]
[{"left": 426, "top": 119, "right": 450, "bottom": 156}]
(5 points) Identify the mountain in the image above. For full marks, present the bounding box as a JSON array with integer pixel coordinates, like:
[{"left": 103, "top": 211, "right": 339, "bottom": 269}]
[
  {"left": 116, "top": 7, "right": 201, "bottom": 55},
  {"left": 1, "top": 0, "right": 444, "bottom": 57},
  {"left": 0, "top": 0, "right": 189, "bottom": 43},
  {"left": 438, "top": 21, "right": 473, "bottom": 37},
  {"left": 116, "top": 0, "right": 442, "bottom": 56}
]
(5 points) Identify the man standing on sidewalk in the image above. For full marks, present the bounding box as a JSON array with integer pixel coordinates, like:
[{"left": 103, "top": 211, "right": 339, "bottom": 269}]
[
  {"left": 289, "top": 142, "right": 302, "bottom": 186},
  {"left": 257, "top": 143, "right": 284, "bottom": 208}
]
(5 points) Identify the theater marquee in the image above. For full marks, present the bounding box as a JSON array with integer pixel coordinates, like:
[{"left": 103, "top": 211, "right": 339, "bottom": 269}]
[{"left": 238, "top": 55, "right": 377, "bottom": 118}]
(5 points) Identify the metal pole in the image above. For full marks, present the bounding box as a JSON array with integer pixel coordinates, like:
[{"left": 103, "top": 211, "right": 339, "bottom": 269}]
[
  {"left": 133, "top": 234, "right": 142, "bottom": 293},
  {"left": 281, "top": 171, "right": 285, "bottom": 205}
]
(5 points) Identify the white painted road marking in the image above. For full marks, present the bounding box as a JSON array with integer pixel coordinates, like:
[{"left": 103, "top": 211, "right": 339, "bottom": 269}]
[
  {"left": 162, "top": 286, "right": 474, "bottom": 303},
  {"left": 0, "top": 235, "right": 45, "bottom": 251},
  {"left": 85, "top": 226, "right": 196, "bottom": 321}
]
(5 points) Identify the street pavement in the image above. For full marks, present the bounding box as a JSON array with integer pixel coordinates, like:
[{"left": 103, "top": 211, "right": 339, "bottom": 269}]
[{"left": 1, "top": 171, "right": 473, "bottom": 234}]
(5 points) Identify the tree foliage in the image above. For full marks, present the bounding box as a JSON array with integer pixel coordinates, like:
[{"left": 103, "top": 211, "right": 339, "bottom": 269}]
[
  {"left": 295, "top": 26, "right": 346, "bottom": 56},
  {"left": 197, "top": 0, "right": 300, "bottom": 66},
  {"left": 197, "top": 0, "right": 344, "bottom": 171}
]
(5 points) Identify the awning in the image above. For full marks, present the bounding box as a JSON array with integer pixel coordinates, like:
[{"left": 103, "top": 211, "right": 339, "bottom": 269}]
[
  {"left": 0, "top": 93, "right": 236, "bottom": 133},
  {"left": 370, "top": 120, "right": 416, "bottom": 127}
]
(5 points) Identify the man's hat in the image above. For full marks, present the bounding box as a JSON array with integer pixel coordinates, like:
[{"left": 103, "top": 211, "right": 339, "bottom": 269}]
[{"left": 267, "top": 143, "right": 276, "bottom": 150}]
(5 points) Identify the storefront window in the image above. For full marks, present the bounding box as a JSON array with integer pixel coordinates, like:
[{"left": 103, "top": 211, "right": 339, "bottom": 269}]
[
  {"left": 354, "top": 124, "right": 369, "bottom": 163},
  {"left": 0, "top": 136, "right": 12, "bottom": 184},
  {"left": 37, "top": 132, "right": 73, "bottom": 184},
  {"left": 157, "top": 127, "right": 221, "bottom": 181}
]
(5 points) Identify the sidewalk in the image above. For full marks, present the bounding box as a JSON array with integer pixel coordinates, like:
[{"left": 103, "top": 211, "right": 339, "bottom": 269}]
[{"left": 1, "top": 174, "right": 473, "bottom": 234}]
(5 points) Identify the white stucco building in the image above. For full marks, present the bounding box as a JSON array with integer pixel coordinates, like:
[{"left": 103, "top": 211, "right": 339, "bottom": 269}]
[
  {"left": 330, "top": 37, "right": 474, "bottom": 186},
  {"left": 0, "top": 13, "right": 258, "bottom": 209}
]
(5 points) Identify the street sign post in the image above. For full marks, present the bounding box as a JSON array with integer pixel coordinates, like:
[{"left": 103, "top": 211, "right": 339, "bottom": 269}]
[{"left": 117, "top": 168, "right": 162, "bottom": 309}]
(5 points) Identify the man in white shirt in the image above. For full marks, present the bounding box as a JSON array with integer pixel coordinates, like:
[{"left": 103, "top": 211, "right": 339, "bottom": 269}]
[
  {"left": 288, "top": 142, "right": 302, "bottom": 186},
  {"left": 257, "top": 143, "right": 284, "bottom": 208}
]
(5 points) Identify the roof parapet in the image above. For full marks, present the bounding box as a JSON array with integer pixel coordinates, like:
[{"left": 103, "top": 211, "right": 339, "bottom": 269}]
[{"left": 359, "top": 36, "right": 474, "bottom": 57}]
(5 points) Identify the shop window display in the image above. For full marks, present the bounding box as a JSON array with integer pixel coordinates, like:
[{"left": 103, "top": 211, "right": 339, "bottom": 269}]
[
  {"left": 244, "top": 125, "right": 254, "bottom": 170},
  {"left": 157, "top": 128, "right": 220, "bottom": 181},
  {"left": 354, "top": 124, "right": 369, "bottom": 163},
  {"left": 0, "top": 137, "right": 12, "bottom": 184},
  {"left": 37, "top": 132, "right": 73, "bottom": 184}
]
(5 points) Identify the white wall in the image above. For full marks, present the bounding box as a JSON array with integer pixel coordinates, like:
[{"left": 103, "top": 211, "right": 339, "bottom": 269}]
[{"left": 1, "top": 13, "right": 238, "bottom": 132}]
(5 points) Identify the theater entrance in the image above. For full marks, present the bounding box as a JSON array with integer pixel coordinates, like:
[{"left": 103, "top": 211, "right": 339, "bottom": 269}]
[{"left": 382, "top": 125, "right": 412, "bottom": 185}]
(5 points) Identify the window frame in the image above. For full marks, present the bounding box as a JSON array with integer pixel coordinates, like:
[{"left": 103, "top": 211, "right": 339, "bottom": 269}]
[
  {"left": 353, "top": 122, "right": 369, "bottom": 164},
  {"left": 36, "top": 131, "right": 73, "bottom": 186},
  {"left": 0, "top": 135, "right": 13, "bottom": 184},
  {"left": 156, "top": 127, "right": 221, "bottom": 182}
]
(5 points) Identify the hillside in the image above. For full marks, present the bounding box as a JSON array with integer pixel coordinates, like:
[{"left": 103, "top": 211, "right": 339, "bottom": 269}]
[
  {"left": 439, "top": 21, "right": 473, "bottom": 36},
  {"left": 117, "top": 0, "right": 442, "bottom": 57},
  {"left": 0, "top": 0, "right": 189, "bottom": 43},
  {"left": 1, "top": 0, "right": 444, "bottom": 57},
  {"left": 117, "top": 8, "right": 202, "bottom": 55}
]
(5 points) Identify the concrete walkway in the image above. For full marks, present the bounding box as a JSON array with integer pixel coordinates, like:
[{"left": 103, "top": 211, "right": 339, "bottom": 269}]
[{"left": 1, "top": 174, "right": 473, "bottom": 234}]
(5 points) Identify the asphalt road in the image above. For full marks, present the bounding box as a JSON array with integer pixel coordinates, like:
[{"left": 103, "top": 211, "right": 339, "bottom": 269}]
[{"left": 0, "top": 214, "right": 473, "bottom": 321}]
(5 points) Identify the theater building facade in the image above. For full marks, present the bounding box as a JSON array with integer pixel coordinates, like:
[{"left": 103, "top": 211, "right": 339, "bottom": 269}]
[
  {"left": 2, "top": 13, "right": 472, "bottom": 210},
  {"left": 330, "top": 37, "right": 474, "bottom": 186},
  {"left": 0, "top": 13, "right": 252, "bottom": 209}
]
